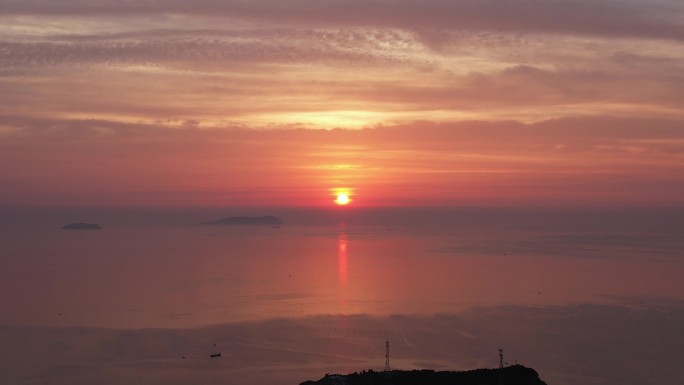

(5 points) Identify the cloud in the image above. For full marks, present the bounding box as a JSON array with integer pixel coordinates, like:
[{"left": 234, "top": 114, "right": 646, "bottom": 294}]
[
  {"left": 2, "top": 3, "right": 683, "bottom": 126},
  {"left": 0, "top": 28, "right": 423, "bottom": 72},
  {"left": 2, "top": 57, "right": 683, "bottom": 128},
  {"left": 1, "top": 1, "right": 683, "bottom": 207},
  {"left": 1, "top": 0, "right": 683, "bottom": 42}
]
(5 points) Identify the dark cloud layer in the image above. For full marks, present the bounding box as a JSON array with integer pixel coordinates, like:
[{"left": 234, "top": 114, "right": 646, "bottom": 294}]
[{"left": 2, "top": 0, "right": 683, "bottom": 41}]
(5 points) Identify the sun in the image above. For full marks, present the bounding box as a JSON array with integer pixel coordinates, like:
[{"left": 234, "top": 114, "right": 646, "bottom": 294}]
[
  {"left": 331, "top": 187, "right": 354, "bottom": 206},
  {"left": 335, "top": 193, "right": 351, "bottom": 205}
]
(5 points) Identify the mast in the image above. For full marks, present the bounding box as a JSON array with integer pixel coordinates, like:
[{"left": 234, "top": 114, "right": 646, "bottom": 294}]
[{"left": 384, "top": 340, "right": 390, "bottom": 371}]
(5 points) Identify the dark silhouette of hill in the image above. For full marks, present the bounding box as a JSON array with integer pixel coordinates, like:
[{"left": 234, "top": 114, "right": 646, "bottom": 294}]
[
  {"left": 199, "top": 216, "right": 283, "bottom": 226},
  {"left": 61, "top": 223, "right": 102, "bottom": 230},
  {"left": 300, "top": 365, "right": 546, "bottom": 385}
]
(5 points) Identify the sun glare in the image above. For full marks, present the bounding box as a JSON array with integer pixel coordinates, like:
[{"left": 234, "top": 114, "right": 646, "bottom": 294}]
[{"left": 335, "top": 193, "right": 351, "bottom": 205}]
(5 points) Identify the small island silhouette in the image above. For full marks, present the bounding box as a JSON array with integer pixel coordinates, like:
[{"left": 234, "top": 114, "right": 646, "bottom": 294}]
[
  {"left": 199, "top": 216, "right": 283, "bottom": 226},
  {"left": 301, "top": 365, "right": 546, "bottom": 385},
  {"left": 61, "top": 223, "right": 102, "bottom": 230}
]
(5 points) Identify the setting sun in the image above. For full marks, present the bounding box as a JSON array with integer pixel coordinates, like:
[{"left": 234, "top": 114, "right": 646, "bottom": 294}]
[{"left": 335, "top": 193, "right": 351, "bottom": 205}]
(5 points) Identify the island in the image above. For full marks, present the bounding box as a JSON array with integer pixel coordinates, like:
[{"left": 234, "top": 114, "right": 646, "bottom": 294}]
[
  {"left": 300, "top": 365, "right": 547, "bottom": 385},
  {"left": 61, "top": 223, "right": 102, "bottom": 230},
  {"left": 199, "top": 216, "right": 283, "bottom": 226}
]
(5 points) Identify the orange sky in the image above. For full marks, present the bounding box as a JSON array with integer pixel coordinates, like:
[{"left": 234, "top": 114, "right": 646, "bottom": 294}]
[{"left": 1, "top": 1, "right": 683, "bottom": 207}]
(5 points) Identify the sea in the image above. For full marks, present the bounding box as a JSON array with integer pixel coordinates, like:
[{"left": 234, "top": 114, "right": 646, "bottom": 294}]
[{"left": 1, "top": 206, "right": 682, "bottom": 385}]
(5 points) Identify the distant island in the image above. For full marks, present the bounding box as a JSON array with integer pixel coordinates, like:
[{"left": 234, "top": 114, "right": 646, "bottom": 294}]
[
  {"left": 200, "top": 216, "right": 283, "bottom": 226},
  {"left": 61, "top": 223, "right": 102, "bottom": 230},
  {"left": 300, "top": 365, "right": 547, "bottom": 385}
]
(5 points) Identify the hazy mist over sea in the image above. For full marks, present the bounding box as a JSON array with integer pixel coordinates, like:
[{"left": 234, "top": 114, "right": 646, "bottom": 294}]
[{"left": 1, "top": 206, "right": 683, "bottom": 385}]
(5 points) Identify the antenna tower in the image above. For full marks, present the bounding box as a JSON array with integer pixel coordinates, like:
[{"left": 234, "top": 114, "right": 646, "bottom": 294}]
[
  {"left": 384, "top": 340, "right": 390, "bottom": 371},
  {"left": 499, "top": 349, "right": 504, "bottom": 369}
]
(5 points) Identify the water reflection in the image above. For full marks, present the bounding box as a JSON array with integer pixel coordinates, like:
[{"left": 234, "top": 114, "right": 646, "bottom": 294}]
[{"left": 338, "top": 223, "right": 348, "bottom": 288}]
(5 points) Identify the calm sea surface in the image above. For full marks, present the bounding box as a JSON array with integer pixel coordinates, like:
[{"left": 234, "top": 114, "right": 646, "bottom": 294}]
[{"left": 1, "top": 207, "right": 682, "bottom": 384}]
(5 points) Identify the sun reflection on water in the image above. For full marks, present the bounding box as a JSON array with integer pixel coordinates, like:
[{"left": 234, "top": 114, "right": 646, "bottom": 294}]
[{"left": 338, "top": 224, "right": 348, "bottom": 289}]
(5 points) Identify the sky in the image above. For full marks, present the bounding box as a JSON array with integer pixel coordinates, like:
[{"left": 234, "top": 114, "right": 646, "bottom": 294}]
[{"left": 1, "top": 0, "right": 684, "bottom": 208}]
